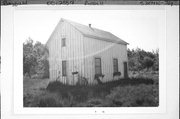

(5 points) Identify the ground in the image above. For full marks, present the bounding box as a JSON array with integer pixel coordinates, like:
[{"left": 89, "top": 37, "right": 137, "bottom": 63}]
[
  {"left": 23, "top": 78, "right": 49, "bottom": 107},
  {"left": 23, "top": 71, "right": 159, "bottom": 107}
]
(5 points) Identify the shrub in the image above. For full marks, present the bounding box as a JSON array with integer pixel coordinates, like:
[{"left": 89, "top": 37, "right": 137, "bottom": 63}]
[
  {"left": 38, "top": 96, "right": 60, "bottom": 107},
  {"left": 46, "top": 81, "right": 64, "bottom": 91},
  {"left": 31, "top": 91, "right": 76, "bottom": 107},
  {"left": 46, "top": 78, "right": 154, "bottom": 98},
  {"left": 76, "top": 98, "right": 105, "bottom": 107},
  {"left": 86, "top": 98, "right": 103, "bottom": 107},
  {"left": 94, "top": 74, "right": 104, "bottom": 84},
  {"left": 45, "top": 78, "right": 157, "bottom": 107},
  {"left": 31, "top": 92, "right": 62, "bottom": 107},
  {"left": 143, "top": 56, "right": 154, "bottom": 69},
  {"left": 113, "top": 72, "right": 121, "bottom": 77},
  {"left": 23, "top": 39, "right": 49, "bottom": 79},
  {"left": 106, "top": 84, "right": 158, "bottom": 107}
]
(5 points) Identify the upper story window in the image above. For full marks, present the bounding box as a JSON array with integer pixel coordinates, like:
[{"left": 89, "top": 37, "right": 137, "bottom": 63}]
[{"left": 61, "top": 38, "right": 66, "bottom": 47}]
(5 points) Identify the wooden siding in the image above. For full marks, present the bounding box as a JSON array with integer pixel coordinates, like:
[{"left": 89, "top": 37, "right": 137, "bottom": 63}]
[
  {"left": 83, "top": 36, "right": 128, "bottom": 84},
  {"left": 47, "top": 19, "right": 128, "bottom": 85},
  {"left": 47, "top": 20, "right": 84, "bottom": 85}
]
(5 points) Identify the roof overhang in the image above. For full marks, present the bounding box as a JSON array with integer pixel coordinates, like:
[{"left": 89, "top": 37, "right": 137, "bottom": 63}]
[{"left": 83, "top": 34, "right": 129, "bottom": 45}]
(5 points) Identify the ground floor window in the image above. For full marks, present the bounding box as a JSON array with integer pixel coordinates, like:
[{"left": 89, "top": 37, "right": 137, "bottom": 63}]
[
  {"left": 113, "top": 58, "right": 118, "bottom": 73},
  {"left": 62, "top": 60, "right": 67, "bottom": 76},
  {"left": 95, "top": 58, "right": 102, "bottom": 74}
]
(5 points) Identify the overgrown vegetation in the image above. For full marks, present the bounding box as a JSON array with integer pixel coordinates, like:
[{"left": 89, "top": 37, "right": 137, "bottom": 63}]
[
  {"left": 23, "top": 39, "right": 159, "bottom": 107},
  {"left": 128, "top": 48, "right": 159, "bottom": 71},
  {"left": 23, "top": 38, "right": 49, "bottom": 79},
  {"left": 24, "top": 76, "right": 158, "bottom": 107}
]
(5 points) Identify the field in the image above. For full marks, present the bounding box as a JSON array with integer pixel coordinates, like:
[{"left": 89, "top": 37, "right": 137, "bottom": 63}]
[{"left": 23, "top": 71, "right": 159, "bottom": 107}]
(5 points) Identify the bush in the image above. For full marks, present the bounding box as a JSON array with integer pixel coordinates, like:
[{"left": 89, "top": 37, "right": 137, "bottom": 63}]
[
  {"left": 25, "top": 77, "right": 158, "bottom": 107},
  {"left": 106, "top": 84, "right": 159, "bottom": 107},
  {"left": 31, "top": 91, "right": 76, "bottom": 107},
  {"left": 31, "top": 92, "right": 61, "bottom": 107},
  {"left": 81, "top": 98, "right": 104, "bottom": 107},
  {"left": 38, "top": 96, "right": 60, "bottom": 107},
  {"left": 143, "top": 56, "right": 154, "bottom": 69},
  {"left": 127, "top": 48, "right": 159, "bottom": 71},
  {"left": 23, "top": 38, "right": 49, "bottom": 79},
  {"left": 46, "top": 78, "right": 154, "bottom": 96},
  {"left": 45, "top": 78, "right": 155, "bottom": 106},
  {"left": 46, "top": 81, "right": 64, "bottom": 91}
]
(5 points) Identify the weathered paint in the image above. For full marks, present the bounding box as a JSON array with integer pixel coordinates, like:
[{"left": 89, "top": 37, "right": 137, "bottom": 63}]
[
  {"left": 83, "top": 37, "right": 128, "bottom": 84},
  {"left": 46, "top": 19, "right": 128, "bottom": 85},
  {"left": 47, "top": 19, "right": 84, "bottom": 85}
]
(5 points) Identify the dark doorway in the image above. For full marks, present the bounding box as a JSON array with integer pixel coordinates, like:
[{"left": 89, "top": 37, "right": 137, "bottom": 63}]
[{"left": 123, "top": 62, "right": 128, "bottom": 78}]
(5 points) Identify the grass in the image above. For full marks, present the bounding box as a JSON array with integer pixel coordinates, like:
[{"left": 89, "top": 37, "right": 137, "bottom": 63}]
[
  {"left": 23, "top": 78, "right": 49, "bottom": 107},
  {"left": 46, "top": 77, "right": 154, "bottom": 101},
  {"left": 23, "top": 71, "right": 159, "bottom": 107}
]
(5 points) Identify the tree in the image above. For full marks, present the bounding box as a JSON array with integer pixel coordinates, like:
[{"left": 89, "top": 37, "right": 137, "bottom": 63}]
[
  {"left": 143, "top": 56, "right": 154, "bottom": 70},
  {"left": 23, "top": 38, "right": 49, "bottom": 79},
  {"left": 33, "top": 41, "right": 49, "bottom": 78},
  {"left": 23, "top": 38, "right": 37, "bottom": 77},
  {"left": 152, "top": 49, "right": 159, "bottom": 71},
  {"left": 128, "top": 48, "right": 159, "bottom": 71}
]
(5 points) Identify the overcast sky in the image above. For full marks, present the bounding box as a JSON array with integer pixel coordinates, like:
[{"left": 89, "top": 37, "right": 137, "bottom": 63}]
[{"left": 14, "top": 9, "right": 165, "bottom": 52}]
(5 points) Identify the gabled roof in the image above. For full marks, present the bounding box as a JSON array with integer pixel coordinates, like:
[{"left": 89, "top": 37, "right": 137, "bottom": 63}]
[{"left": 61, "top": 18, "right": 128, "bottom": 45}]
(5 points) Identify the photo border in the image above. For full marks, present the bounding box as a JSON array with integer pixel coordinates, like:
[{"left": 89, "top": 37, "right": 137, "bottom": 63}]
[{"left": 12, "top": 5, "right": 168, "bottom": 115}]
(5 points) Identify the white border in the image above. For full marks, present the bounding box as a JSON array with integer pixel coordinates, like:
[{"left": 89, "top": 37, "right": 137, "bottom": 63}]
[
  {"left": 1, "top": 5, "right": 179, "bottom": 119},
  {"left": 12, "top": 5, "right": 167, "bottom": 115},
  {"left": 2, "top": 5, "right": 179, "bottom": 119}
]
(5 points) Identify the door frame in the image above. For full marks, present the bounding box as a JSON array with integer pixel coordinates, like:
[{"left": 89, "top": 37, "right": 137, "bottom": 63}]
[{"left": 123, "top": 61, "right": 128, "bottom": 78}]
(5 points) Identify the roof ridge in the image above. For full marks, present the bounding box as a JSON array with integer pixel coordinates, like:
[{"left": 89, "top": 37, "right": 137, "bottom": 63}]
[
  {"left": 61, "top": 18, "right": 88, "bottom": 27},
  {"left": 62, "top": 18, "right": 106, "bottom": 32},
  {"left": 61, "top": 18, "right": 86, "bottom": 35},
  {"left": 60, "top": 18, "right": 128, "bottom": 45}
]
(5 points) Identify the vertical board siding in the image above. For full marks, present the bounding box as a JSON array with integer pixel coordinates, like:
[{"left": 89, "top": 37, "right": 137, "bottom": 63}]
[
  {"left": 47, "top": 20, "right": 128, "bottom": 85},
  {"left": 47, "top": 21, "right": 84, "bottom": 85},
  {"left": 83, "top": 37, "right": 128, "bottom": 84}
]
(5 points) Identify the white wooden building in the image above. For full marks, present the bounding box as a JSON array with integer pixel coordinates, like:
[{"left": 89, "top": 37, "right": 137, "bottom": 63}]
[{"left": 46, "top": 18, "right": 129, "bottom": 85}]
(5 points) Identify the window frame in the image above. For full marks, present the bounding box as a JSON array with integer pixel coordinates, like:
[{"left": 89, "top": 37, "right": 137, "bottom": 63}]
[
  {"left": 62, "top": 60, "right": 67, "bottom": 76},
  {"left": 113, "top": 58, "right": 118, "bottom": 73},
  {"left": 95, "top": 57, "right": 102, "bottom": 75},
  {"left": 61, "top": 37, "right": 66, "bottom": 47}
]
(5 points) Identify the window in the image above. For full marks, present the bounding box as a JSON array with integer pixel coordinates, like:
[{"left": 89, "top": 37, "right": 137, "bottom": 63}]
[
  {"left": 113, "top": 58, "right": 118, "bottom": 73},
  {"left": 95, "top": 58, "right": 102, "bottom": 75},
  {"left": 62, "top": 60, "right": 67, "bottom": 76},
  {"left": 61, "top": 38, "right": 66, "bottom": 47}
]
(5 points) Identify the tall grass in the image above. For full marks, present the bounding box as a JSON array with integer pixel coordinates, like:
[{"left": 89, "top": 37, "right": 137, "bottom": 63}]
[{"left": 24, "top": 77, "right": 158, "bottom": 107}]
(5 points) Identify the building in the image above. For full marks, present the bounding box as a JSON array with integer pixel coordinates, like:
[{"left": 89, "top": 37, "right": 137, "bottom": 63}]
[{"left": 46, "top": 18, "right": 129, "bottom": 85}]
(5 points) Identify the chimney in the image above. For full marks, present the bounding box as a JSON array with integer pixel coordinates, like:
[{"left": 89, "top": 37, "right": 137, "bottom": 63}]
[{"left": 89, "top": 24, "right": 91, "bottom": 28}]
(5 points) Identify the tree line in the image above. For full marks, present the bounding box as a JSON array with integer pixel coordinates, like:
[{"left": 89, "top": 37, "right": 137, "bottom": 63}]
[
  {"left": 23, "top": 38, "right": 49, "bottom": 79},
  {"left": 23, "top": 38, "right": 159, "bottom": 79},
  {"left": 127, "top": 48, "right": 159, "bottom": 72}
]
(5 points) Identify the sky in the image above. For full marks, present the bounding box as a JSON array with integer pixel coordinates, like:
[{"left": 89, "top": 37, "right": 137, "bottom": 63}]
[{"left": 14, "top": 9, "right": 165, "bottom": 52}]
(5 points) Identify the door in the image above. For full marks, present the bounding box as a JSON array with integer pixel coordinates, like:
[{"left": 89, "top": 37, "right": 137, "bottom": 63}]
[
  {"left": 62, "top": 60, "right": 68, "bottom": 84},
  {"left": 123, "top": 62, "right": 128, "bottom": 78}
]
